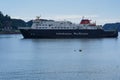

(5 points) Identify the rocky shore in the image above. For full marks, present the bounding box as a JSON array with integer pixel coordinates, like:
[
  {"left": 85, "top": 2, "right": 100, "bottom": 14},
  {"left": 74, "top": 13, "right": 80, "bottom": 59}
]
[{"left": 0, "top": 30, "right": 20, "bottom": 34}]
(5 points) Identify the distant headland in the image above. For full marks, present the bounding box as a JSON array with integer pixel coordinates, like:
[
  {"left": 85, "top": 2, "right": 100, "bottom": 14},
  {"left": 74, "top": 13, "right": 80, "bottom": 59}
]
[
  {"left": 0, "top": 11, "right": 32, "bottom": 34},
  {"left": 0, "top": 11, "right": 120, "bottom": 34}
]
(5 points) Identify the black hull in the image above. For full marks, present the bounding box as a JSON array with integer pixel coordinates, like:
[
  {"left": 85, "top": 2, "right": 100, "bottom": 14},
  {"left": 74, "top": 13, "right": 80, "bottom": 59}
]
[{"left": 19, "top": 29, "right": 118, "bottom": 39}]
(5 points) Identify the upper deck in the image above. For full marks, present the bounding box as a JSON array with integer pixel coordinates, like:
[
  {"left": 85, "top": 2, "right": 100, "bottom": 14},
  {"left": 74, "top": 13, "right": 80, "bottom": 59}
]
[{"left": 31, "top": 17, "right": 102, "bottom": 30}]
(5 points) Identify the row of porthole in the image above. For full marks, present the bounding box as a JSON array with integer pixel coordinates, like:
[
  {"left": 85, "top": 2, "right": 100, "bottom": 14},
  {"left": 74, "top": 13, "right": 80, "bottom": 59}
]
[
  {"left": 38, "top": 27, "right": 78, "bottom": 29},
  {"left": 37, "top": 23, "right": 74, "bottom": 27},
  {"left": 36, "top": 24, "right": 53, "bottom": 26}
]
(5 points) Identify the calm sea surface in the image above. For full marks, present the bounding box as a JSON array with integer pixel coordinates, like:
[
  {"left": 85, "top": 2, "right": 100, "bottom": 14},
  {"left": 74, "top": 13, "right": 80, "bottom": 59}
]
[{"left": 0, "top": 34, "right": 120, "bottom": 80}]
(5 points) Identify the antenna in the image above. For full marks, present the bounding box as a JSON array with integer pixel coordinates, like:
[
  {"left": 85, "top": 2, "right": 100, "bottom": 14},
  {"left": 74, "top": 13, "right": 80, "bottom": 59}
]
[
  {"left": 36, "top": 15, "right": 41, "bottom": 19},
  {"left": 82, "top": 16, "right": 84, "bottom": 19}
]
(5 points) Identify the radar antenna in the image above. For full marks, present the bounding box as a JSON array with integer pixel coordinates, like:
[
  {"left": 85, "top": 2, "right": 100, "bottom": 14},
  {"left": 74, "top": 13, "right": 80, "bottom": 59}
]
[
  {"left": 36, "top": 15, "right": 41, "bottom": 19},
  {"left": 82, "top": 16, "right": 84, "bottom": 19}
]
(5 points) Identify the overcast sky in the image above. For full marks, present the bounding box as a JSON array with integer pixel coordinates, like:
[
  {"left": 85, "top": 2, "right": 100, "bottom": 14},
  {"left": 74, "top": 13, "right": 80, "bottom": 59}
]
[{"left": 0, "top": 0, "right": 120, "bottom": 25}]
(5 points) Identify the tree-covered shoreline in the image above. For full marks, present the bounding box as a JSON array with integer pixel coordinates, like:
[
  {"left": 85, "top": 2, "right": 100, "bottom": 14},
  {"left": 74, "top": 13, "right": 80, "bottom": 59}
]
[
  {"left": 0, "top": 11, "right": 120, "bottom": 34},
  {"left": 0, "top": 11, "right": 32, "bottom": 34}
]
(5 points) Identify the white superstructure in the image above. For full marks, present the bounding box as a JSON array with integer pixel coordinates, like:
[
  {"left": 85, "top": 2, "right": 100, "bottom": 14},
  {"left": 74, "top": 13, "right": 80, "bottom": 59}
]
[{"left": 31, "top": 17, "right": 102, "bottom": 30}]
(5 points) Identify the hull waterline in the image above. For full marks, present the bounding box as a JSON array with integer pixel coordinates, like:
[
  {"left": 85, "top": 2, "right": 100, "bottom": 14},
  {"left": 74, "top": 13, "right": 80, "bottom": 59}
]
[{"left": 19, "top": 29, "right": 118, "bottom": 39}]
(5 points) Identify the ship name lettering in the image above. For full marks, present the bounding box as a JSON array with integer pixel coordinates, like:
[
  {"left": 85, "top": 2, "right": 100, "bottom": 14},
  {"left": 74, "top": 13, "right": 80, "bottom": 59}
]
[
  {"left": 73, "top": 32, "right": 88, "bottom": 35},
  {"left": 56, "top": 33, "right": 72, "bottom": 35}
]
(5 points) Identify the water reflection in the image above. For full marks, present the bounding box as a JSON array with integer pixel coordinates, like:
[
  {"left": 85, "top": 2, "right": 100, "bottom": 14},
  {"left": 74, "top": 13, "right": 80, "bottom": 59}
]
[{"left": 0, "top": 34, "right": 120, "bottom": 80}]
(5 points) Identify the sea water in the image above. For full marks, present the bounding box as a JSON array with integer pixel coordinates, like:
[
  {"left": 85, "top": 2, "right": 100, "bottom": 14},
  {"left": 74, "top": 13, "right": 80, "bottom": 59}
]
[{"left": 0, "top": 34, "right": 120, "bottom": 80}]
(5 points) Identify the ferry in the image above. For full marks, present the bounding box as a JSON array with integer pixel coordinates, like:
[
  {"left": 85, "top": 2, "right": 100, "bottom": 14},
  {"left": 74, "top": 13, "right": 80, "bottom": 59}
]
[{"left": 19, "top": 17, "right": 118, "bottom": 38}]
